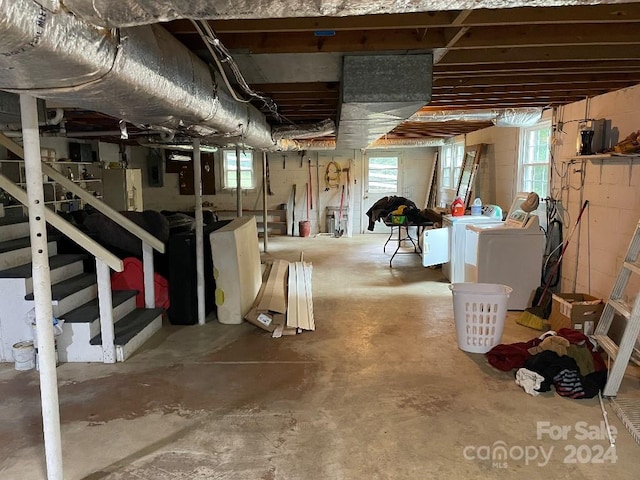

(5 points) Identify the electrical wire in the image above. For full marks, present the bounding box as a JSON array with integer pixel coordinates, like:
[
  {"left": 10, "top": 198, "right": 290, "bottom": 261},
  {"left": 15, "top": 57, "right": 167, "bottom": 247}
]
[{"left": 190, "top": 19, "right": 286, "bottom": 122}]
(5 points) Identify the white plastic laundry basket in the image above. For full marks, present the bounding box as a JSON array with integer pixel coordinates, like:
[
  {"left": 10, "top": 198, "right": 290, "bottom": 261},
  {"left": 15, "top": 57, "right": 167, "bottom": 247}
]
[{"left": 449, "top": 283, "right": 512, "bottom": 354}]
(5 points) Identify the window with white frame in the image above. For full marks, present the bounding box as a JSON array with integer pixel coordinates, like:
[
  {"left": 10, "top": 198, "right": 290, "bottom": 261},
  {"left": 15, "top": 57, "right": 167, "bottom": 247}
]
[
  {"left": 519, "top": 121, "right": 551, "bottom": 198},
  {"left": 223, "top": 149, "right": 254, "bottom": 189},
  {"left": 368, "top": 155, "right": 398, "bottom": 193},
  {"left": 440, "top": 141, "right": 465, "bottom": 189}
]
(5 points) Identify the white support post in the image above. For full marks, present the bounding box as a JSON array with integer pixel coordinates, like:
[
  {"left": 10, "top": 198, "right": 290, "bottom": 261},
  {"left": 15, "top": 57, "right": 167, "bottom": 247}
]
[
  {"left": 262, "top": 151, "right": 268, "bottom": 252},
  {"left": 20, "top": 94, "right": 64, "bottom": 480},
  {"left": 96, "top": 259, "right": 116, "bottom": 363},
  {"left": 193, "top": 139, "right": 206, "bottom": 325},
  {"left": 142, "top": 242, "right": 155, "bottom": 308},
  {"left": 236, "top": 145, "right": 242, "bottom": 217}
]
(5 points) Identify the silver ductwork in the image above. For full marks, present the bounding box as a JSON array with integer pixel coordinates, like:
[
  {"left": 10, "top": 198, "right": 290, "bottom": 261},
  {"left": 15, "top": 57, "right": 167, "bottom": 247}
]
[
  {"left": 0, "top": 0, "right": 278, "bottom": 150},
  {"left": 279, "top": 136, "right": 444, "bottom": 151},
  {"left": 58, "top": 1, "right": 625, "bottom": 26},
  {"left": 410, "top": 107, "right": 543, "bottom": 127},
  {"left": 272, "top": 119, "right": 335, "bottom": 141},
  {"left": 337, "top": 55, "right": 432, "bottom": 150}
]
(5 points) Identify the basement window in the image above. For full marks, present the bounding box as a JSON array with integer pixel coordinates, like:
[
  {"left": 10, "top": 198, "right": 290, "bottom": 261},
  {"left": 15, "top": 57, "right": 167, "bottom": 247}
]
[
  {"left": 223, "top": 150, "right": 254, "bottom": 189},
  {"left": 368, "top": 156, "right": 398, "bottom": 193},
  {"left": 518, "top": 121, "right": 551, "bottom": 198},
  {"left": 440, "top": 141, "right": 465, "bottom": 189}
]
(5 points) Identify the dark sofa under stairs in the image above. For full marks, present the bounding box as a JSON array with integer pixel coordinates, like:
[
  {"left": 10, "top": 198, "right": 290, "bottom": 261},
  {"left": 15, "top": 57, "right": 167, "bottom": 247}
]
[{"left": 0, "top": 215, "right": 163, "bottom": 363}]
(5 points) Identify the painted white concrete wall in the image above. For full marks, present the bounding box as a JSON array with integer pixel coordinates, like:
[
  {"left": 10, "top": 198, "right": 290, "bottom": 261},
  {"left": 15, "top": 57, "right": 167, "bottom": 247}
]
[
  {"left": 551, "top": 84, "right": 640, "bottom": 305},
  {"left": 126, "top": 146, "right": 436, "bottom": 235}
]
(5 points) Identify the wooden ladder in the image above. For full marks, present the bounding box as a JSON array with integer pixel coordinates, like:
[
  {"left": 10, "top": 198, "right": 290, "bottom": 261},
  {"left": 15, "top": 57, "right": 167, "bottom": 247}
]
[{"left": 593, "top": 219, "right": 640, "bottom": 397}]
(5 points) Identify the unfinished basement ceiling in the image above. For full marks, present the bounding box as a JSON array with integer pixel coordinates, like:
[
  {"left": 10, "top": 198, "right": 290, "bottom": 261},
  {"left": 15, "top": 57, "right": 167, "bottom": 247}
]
[{"left": 3, "top": 1, "right": 640, "bottom": 148}]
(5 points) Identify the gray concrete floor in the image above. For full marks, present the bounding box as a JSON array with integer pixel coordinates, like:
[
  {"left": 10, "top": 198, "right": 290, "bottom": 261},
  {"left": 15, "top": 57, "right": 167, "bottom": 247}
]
[{"left": 1, "top": 233, "right": 639, "bottom": 479}]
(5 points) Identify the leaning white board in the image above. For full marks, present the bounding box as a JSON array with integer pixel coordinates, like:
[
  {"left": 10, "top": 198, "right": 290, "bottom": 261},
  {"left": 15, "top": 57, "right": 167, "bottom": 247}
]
[{"left": 210, "top": 216, "right": 262, "bottom": 324}]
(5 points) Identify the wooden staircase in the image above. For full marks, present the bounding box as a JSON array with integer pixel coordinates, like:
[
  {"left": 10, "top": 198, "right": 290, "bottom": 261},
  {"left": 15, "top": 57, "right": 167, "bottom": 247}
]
[{"left": 0, "top": 215, "right": 163, "bottom": 363}]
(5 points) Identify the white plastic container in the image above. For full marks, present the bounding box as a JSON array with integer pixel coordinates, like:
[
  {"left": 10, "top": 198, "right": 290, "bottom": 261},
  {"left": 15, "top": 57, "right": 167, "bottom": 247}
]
[
  {"left": 449, "top": 283, "right": 512, "bottom": 353},
  {"left": 471, "top": 198, "right": 482, "bottom": 216},
  {"left": 12, "top": 341, "right": 35, "bottom": 371}
]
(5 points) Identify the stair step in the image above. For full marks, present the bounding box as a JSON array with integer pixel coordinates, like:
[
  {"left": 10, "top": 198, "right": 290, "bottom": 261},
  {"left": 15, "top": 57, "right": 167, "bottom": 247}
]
[
  {"left": 0, "top": 233, "right": 61, "bottom": 253},
  {"left": 63, "top": 290, "right": 138, "bottom": 324},
  {"left": 25, "top": 272, "right": 95, "bottom": 301},
  {"left": 90, "top": 308, "right": 164, "bottom": 346},
  {"left": 0, "top": 215, "right": 28, "bottom": 227},
  {"left": 0, "top": 253, "right": 86, "bottom": 278},
  {"left": 0, "top": 236, "right": 33, "bottom": 254}
]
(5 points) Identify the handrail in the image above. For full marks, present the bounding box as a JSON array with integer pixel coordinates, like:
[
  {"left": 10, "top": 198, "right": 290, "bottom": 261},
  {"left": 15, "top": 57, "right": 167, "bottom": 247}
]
[
  {"left": 41, "top": 164, "right": 165, "bottom": 254},
  {"left": 0, "top": 172, "right": 124, "bottom": 272}
]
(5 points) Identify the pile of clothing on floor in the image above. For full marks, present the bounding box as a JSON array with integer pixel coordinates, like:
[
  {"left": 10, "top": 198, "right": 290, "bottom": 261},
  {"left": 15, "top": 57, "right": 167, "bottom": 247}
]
[
  {"left": 365, "top": 196, "right": 433, "bottom": 231},
  {"left": 486, "top": 329, "right": 607, "bottom": 399}
]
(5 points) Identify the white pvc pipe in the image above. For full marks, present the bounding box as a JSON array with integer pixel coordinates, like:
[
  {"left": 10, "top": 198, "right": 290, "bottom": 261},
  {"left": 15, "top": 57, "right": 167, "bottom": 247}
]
[
  {"left": 236, "top": 145, "right": 242, "bottom": 217},
  {"left": 193, "top": 139, "right": 206, "bottom": 325},
  {"left": 96, "top": 258, "right": 116, "bottom": 363},
  {"left": 262, "top": 151, "right": 268, "bottom": 252},
  {"left": 142, "top": 242, "right": 155, "bottom": 308},
  {"left": 20, "top": 94, "right": 64, "bottom": 480}
]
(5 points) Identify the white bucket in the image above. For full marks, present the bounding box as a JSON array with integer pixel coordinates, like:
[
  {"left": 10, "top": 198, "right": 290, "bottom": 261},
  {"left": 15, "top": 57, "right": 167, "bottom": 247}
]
[{"left": 12, "top": 341, "right": 35, "bottom": 371}]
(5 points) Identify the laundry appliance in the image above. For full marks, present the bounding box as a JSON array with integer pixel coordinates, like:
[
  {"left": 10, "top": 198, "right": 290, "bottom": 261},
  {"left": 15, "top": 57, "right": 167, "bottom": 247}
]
[
  {"left": 421, "top": 204, "right": 503, "bottom": 282},
  {"left": 463, "top": 193, "right": 545, "bottom": 310}
]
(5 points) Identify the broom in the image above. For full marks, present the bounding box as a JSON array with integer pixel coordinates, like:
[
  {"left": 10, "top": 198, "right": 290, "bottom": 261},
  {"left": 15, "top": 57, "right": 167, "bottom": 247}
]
[{"left": 517, "top": 200, "right": 589, "bottom": 330}]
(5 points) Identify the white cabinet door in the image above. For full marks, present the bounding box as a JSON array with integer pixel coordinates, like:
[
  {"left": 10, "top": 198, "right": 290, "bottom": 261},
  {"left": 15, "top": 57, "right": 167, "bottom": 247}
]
[{"left": 422, "top": 227, "right": 450, "bottom": 267}]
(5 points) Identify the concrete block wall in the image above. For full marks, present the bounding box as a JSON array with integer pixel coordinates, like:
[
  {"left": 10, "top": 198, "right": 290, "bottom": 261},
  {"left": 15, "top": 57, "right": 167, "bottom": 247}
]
[{"left": 552, "top": 84, "right": 640, "bottom": 303}]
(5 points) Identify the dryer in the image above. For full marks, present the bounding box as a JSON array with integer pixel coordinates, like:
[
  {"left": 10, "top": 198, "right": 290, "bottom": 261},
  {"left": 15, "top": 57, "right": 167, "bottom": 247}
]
[{"left": 463, "top": 195, "right": 545, "bottom": 310}]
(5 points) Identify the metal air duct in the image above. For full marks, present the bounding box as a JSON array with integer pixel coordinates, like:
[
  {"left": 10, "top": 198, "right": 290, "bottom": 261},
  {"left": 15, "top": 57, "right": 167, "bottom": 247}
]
[
  {"left": 410, "top": 107, "right": 543, "bottom": 127},
  {"left": 0, "top": 0, "right": 277, "bottom": 150},
  {"left": 58, "top": 1, "right": 628, "bottom": 26},
  {"left": 278, "top": 136, "right": 444, "bottom": 151},
  {"left": 337, "top": 54, "right": 432, "bottom": 150}
]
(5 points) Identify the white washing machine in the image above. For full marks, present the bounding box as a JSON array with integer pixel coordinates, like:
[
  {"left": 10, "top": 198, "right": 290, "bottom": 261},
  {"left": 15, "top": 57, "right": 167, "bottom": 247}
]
[
  {"left": 421, "top": 206, "right": 503, "bottom": 282},
  {"left": 463, "top": 195, "right": 545, "bottom": 310}
]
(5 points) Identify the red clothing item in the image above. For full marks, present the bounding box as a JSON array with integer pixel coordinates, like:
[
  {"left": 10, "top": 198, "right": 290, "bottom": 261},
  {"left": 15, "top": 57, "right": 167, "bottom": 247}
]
[
  {"left": 111, "top": 257, "right": 170, "bottom": 310},
  {"left": 486, "top": 329, "right": 605, "bottom": 372}
]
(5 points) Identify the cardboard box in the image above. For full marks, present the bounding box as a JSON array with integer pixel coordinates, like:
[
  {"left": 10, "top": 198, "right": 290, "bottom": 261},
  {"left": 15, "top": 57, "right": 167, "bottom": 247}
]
[{"left": 548, "top": 293, "right": 604, "bottom": 335}]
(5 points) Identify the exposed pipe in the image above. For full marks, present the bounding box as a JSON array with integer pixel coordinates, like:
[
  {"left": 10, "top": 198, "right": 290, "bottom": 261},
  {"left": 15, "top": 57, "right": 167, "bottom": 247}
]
[
  {"left": 235, "top": 145, "right": 242, "bottom": 217},
  {"left": 21, "top": 93, "right": 64, "bottom": 480},
  {"left": 46, "top": 108, "right": 64, "bottom": 126},
  {"left": 262, "top": 151, "right": 268, "bottom": 253},
  {"left": 0, "top": 1, "right": 277, "bottom": 150},
  {"left": 193, "top": 138, "right": 206, "bottom": 325}
]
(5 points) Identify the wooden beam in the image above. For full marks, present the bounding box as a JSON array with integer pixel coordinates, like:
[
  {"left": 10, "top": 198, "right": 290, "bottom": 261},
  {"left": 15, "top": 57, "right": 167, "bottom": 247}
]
[
  {"left": 164, "top": 11, "right": 461, "bottom": 34},
  {"left": 251, "top": 82, "right": 339, "bottom": 93},
  {"left": 451, "top": 23, "right": 640, "bottom": 49},
  {"left": 464, "top": 4, "right": 640, "bottom": 26},
  {"left": 214, "top": 29, "right": 444, "bottom": 53},
  {"left": 434, "top": 61, "right": 640, "bottom": 77},
  {"left": 433, "top": 73, "right": 640, "bottom": 88},
  {"left": 434, "top": 10, "right": 472, "bottom": 63},
  {"left": 438, "top": 44, "right": 640, "bottom": 65}
]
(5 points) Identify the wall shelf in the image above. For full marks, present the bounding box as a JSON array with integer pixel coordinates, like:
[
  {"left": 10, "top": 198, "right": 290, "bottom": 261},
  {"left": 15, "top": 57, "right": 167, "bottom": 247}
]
[
  {"left": 0, "top": 158, "right": 103, "bottom": 215},
  {"left": 569, "top": 153, "right": 640, "bottom": 160}
]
